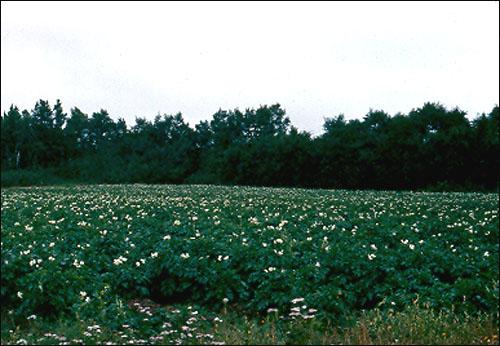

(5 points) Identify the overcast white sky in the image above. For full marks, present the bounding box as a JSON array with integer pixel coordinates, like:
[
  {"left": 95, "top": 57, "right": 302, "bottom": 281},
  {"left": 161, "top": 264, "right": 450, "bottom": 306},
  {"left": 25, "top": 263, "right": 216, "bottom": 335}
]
[{"left": 1, "top": 1, "right": 499, "bottom": 135}]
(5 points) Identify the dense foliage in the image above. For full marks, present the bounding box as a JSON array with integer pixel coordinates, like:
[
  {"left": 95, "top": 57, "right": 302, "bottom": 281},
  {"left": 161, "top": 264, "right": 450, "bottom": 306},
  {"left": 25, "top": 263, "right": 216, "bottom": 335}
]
[
  {"left": 1, "top": 100, "right": 498, "bottom": 190},
  {"left": 2, "top": 184, "right": 498, "bottom": 326}
]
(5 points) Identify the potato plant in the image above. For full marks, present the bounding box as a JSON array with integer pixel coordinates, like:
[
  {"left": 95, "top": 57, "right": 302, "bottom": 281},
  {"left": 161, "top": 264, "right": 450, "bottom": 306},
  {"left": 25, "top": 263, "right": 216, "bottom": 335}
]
[{"left": 1, "top": 185, "right": 498, "bottom": 323}]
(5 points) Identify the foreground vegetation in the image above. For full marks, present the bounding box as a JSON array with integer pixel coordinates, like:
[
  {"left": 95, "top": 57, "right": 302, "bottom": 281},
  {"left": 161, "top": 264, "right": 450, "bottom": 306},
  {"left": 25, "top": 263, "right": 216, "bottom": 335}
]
[
  {"left": 1, "top": 184, "right": 498, "bottom": 344},
  {"left": 2, "top": 303, "right": 498, "bottom": 345}
]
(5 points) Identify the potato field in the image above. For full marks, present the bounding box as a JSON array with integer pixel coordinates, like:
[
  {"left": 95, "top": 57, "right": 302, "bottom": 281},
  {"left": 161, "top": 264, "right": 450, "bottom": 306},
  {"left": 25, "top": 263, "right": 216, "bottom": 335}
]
[{"left": 1, "top": 185, "right": 498, "bottom": 344}]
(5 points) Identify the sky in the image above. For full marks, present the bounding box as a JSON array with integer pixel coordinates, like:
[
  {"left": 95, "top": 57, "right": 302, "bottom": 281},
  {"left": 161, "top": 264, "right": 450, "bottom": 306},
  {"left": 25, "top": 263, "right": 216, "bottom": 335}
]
[{"left": 1, "top": 1, "right": 499, "bottom": 136}]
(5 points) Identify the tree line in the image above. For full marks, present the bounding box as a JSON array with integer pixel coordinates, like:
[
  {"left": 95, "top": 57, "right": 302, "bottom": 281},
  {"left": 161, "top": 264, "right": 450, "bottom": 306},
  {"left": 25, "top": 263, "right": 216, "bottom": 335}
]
[{"left": 1, "top": 100, "right": 498, "bottom": 190}]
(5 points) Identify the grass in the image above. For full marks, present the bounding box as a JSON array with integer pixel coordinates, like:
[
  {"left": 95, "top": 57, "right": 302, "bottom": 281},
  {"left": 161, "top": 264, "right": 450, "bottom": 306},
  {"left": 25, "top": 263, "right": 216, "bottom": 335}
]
[
  {"left": 2, "top": 304, "right": 498, "bottom": 345},
  {"left": 215, "top": 305, "right": 499, "bottom": 345}
]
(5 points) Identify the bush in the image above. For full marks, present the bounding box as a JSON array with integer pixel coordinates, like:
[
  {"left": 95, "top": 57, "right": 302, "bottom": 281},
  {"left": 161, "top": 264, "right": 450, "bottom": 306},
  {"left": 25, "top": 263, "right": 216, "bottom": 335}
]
[
  {"left": 1, "top": 169, "right": 68, "bottom": 187},
  {"left": 424, "top": 181, "right": 491, "bottom": 193}
]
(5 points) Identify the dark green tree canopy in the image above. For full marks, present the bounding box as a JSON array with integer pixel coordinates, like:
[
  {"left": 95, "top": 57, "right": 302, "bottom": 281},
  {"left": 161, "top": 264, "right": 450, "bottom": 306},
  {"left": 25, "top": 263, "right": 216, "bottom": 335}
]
[{"left": 1, "top": 100, "right": 498, "bottom": 191}]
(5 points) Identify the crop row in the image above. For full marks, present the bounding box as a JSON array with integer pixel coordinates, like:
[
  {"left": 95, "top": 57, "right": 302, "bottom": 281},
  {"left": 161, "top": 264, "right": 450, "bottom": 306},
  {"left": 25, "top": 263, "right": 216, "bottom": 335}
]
[{"left": 1, "top": 185, "right": 498, "bottom": 322}]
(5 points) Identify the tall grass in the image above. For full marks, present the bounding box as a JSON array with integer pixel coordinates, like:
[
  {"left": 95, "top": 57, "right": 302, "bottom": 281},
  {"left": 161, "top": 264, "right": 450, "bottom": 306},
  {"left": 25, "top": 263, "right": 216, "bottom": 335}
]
[{"left": 2, "top": 304, "right": 498, "bottom": 345}]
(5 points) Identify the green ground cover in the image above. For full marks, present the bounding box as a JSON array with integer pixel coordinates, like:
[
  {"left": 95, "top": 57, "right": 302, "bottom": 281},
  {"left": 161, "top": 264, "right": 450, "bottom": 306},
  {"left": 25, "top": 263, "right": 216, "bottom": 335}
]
[{"left": 1, "top": 185, "right": 498, "bottom": 344}]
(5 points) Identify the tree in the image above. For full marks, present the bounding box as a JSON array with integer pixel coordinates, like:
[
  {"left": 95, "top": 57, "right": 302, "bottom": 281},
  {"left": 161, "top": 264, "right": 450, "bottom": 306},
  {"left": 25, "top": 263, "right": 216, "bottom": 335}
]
[
  {"left": 471, "top": 105, "right": 499, "bottom": 188},
  {"left": 1, "top": 99, "right": 496, "bottom": 191},
  {"left": 65, "top": 107, "right": 90, "bottom": 154},
  {"left": 88, "top": 109, "right": 116, "bottom": 149},
  {"left": 1, "top": 105, "right": 29, "bottom": 169}
]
